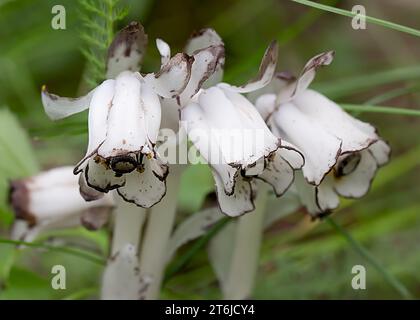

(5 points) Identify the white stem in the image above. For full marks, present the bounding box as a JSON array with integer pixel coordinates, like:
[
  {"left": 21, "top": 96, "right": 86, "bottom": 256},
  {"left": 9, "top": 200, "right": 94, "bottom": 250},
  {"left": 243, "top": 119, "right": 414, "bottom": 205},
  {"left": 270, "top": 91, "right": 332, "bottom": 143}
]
[
  {"left": 138, "top": 166, "right": 182, "bottom": 299},
  {"left": 223, "top": 185, "right": 269, "bottom": 300},
  {"left": 111, "top": 195, "right": 147, "bottom": 255},
  {"left": 100, "top": 193, "right": 147, "bottom": 300}
]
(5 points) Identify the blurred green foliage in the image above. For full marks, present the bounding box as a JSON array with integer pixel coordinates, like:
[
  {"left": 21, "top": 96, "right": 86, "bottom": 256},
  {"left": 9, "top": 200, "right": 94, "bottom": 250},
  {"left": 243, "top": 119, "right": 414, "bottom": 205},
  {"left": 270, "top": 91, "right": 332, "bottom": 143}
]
[{"left": 0, "top": 0, "right": 419, "bottom": 299}]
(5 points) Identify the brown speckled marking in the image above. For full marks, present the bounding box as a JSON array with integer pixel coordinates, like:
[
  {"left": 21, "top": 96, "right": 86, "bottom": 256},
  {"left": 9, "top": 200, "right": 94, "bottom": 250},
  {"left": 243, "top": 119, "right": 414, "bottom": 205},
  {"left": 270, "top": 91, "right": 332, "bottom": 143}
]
[{"left": 107, "top": 21, "right": 148, "bottom": 66}]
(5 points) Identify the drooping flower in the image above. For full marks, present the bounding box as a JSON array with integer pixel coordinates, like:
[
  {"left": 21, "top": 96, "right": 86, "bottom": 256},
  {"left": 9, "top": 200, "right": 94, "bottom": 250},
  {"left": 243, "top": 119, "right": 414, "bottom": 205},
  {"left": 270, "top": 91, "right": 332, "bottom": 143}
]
[
  {"left": 41, "top": 22, "right": 195, "bottom": 208},
  {"left": 161, "top": 30, "right": 305, "bottom": 217},
  {"left": 253, "top": 52, "right": 391, "bottom": 216},
  {"left": 9, "top": 166, "right": 114, "bottom": 242}
]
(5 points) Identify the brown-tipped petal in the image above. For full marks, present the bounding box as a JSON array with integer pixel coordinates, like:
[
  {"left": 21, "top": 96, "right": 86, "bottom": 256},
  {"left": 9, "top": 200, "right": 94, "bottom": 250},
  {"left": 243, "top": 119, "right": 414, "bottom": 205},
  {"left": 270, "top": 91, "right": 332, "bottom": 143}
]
[
  {"left": 178, "top": 44, "right": 225, "bottom": 104},
  {"left": 144, "top": 53, "right": 194, "bottom": 99},
  {"left": 292, "top": 51, "right": 334, "bottom": 98},
  {"left": 220, "top": 41, "right": 278, "bottom": 93},
  {"left": 256, "top": 151, "right": 295, "bottom": 197},
  {"left": 185, "top": 28, "right": 224, "bottom": 54},
  {"left": 106, "top": 21, "right": 148, "bottom": 78},
  {"left": 185, "top": 28, "right": 225, "bottom": 88},
  {"left": 81, "top": 206, "right": 112, "bottom": 231},
  {"left": 116, "top": 158, "right": 168, "bottom": 208},
  {"left": 85, "top": 158, "right": 126, "bottom": 193},
  {"left": 156, "top": 38, "right": 171, "bottom": 65},
  {"left": 213, "top": 172, "right": 255, "bottom": 217},
  {"left": 41, "top": 85, "right": 94, "bottom": 120}
]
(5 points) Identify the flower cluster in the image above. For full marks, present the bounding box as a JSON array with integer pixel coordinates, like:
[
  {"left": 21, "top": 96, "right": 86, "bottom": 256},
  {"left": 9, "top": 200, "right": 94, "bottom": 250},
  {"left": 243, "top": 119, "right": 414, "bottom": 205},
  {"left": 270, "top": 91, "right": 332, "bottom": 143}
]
[
  {"left": 252, "top": 52, "right": 390, "bottom": 216},
  {"left": 10, "top": 21, "right": 390, "bottom": 235}
]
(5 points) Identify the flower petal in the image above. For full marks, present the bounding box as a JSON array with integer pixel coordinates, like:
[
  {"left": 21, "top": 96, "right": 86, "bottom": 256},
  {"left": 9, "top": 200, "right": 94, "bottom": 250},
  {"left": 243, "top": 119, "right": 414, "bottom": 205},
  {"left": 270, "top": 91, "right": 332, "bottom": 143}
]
[
  {"left": 178, "top": 45, "right": 225, "bottom": 104},
  {"left": 316, "top": 175, "right": 340, "bottom": 213},
  {"left": 185, "top": 28, "right": 224, "bottom": 53},
  {"left": 256, "top": 150, "right": 295, "bottom": 196},
  {"left": 41, "top": 86, "right": 95, "bottom": 120},
  {"left": 254, "top": 93, "right": 277, "bottom": 121},
  {"left": 291, "top": 51, "right": 334, "bottom": 98},
  {"left": 181, "top": 100, "right": 233, "bottom": 176},
  {"left": 74, "top": 79, "right": 115, "bottom": 174},
  {"left": 144, "top": 53, "right": 193, "bottom": 98},
  {"left": 156, "top": 38, "right": 171, "bottom": 65},
  {"left": 334, "top": 150, "right": 378, "bottom": 198},
  {"left": 194, "top": 87, "right": 279, "bottom": 165},
  {"left": 78, "top": 172, "right": 104, "bottom": 201},
  {"left": 10, "top": 166, "right": 114, "bottom": 224},
  {"left": 368, "top": 140, "right": 391, "bottom": 166},
  {"left": 219, "top": 41, "right": 278, "bottom": 93},
  {"left": 273, "top": 102, "right": 342, "bottom": 185},
  {"left": 116, "top": 158, "right": 167, "bottom": 208},
  {"left": 185, "top": 28, "right": 225, "bottom": 88},
  {"left": 293, "top": 172, "right": 321, "bottom": 215},
  {"left": 106, "top": 21, "right": 148, "bottom": 79},
  {"left": 140, "top": 80, "right": 162, "bottom": 145},
  {"left": 85, "top": 158, "right": 125, "bottom": 192},
  {"left": 213, "top": 171, "right": 254, "bottom": 217},
  {"left": 98, "top": 72, "right": 148, "bottom": 158},
  {"left": 293, "top": 89, "right": 377, "bottom": 153},
  {"left": 278, "top": 140, "right": 305, "bottom": 169}
]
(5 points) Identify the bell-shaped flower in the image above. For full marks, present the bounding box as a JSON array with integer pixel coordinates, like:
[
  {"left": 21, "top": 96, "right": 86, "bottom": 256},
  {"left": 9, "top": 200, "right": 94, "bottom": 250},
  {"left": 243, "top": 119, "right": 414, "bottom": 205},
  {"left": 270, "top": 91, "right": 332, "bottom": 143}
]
[
  {"left": 9, "top": 166, "right": 114, "bottom": 242},
  {"left": 41, "top": 22, "right": 195, "bottom": 208},
  {"left": 253, "top": 52, "right": 391, "bottom": 216},
  {"left": 178, "top": 37, "right": 304, "bottom": 216}
]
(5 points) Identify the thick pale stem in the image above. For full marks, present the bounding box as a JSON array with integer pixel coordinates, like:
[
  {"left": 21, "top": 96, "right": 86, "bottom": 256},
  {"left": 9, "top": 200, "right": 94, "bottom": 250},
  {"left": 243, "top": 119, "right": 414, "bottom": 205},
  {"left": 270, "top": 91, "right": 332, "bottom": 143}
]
[
  {"left": 111, "top": 194, "right": 147, "bottom": 255},
  {"left": 100, "top": 193, "right": 147, "bottom": 300},
  {"left": 223, "top": 185, "right": 269, "bottom": 300},
  {"left": 138, "top": 166, "right": 182, "bottom": 299}
]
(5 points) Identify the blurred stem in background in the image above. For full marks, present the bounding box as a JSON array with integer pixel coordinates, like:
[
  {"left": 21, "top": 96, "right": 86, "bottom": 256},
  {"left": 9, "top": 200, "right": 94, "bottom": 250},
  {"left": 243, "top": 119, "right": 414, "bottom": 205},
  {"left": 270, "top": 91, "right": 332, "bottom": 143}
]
[
  {"left": 223, "top": 185, "right": 269, "bottom": 299},
  {"left": 138, "top": 167, "right": 183, "bottom": 299}
]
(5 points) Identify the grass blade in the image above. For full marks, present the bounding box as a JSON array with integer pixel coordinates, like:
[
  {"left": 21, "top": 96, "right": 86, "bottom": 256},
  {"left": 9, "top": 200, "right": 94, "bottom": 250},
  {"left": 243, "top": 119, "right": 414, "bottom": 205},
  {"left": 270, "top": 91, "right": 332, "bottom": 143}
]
[
  {"left": 341, "top": 104, "right": 420, "bottom": 116},
  {"left": 0, "top": 238, "right": 105, "bottom": 265},
  {"left": 292, "top": 0, "right": 420, "bottom": 37},
  {"left": 326, "top": 217, "right": 413, "bottom": 300}
]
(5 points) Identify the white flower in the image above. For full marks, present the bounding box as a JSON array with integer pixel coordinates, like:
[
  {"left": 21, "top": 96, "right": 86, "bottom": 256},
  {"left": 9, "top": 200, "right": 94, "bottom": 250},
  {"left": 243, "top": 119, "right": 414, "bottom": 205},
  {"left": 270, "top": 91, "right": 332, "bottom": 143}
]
[
  {"left": 9, "top": 166, "right": 114, "bottom": 242},
  {"left": 175, "top": 34, "right": 304, "bottom": 216},
  {"left": 253, "top": 52, "right": 391, "bottom": 216},
  {"left": 41, "top": 22, "right": 194, "bottom": 208}
]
